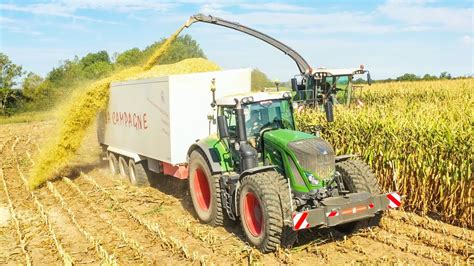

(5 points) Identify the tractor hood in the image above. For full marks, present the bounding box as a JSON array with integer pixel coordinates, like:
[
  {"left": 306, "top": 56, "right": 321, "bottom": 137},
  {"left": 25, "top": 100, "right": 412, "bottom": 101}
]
[
  {"left": 264, "top": 129, "right": 336, "bottom": 185},
  {"left": 263, "top": 129, "right": 314, "bottom": 148}
]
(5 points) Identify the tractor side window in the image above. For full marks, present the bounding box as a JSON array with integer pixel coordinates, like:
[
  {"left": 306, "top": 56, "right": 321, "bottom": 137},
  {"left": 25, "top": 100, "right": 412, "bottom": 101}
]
[
  {"left": 222, "top": 106, "right": 237, "bottom": 137},
  {"left": 335, "top": 76, "right": 350, "bottom": 103}
]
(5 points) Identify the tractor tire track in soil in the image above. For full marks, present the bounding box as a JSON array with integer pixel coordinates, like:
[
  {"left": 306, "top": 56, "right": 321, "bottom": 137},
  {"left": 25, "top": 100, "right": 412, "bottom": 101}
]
[
  {"left": 0, "top": 120, "right": 472, "bottom": 265},
  {"left": 1, "top": 138, "right": 58, "bottom": 265}
]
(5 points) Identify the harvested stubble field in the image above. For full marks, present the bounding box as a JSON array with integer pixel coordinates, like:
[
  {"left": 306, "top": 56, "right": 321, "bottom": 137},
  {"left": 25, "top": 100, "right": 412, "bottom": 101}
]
[{"left": 0, "top": 120, "right": 472, "bottom": 265}]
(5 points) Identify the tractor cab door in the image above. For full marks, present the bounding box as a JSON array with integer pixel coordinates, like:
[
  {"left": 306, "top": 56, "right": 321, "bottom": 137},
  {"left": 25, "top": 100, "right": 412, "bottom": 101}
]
[{"left": 219, "top": 106, "right": 241, "bottom": 163}]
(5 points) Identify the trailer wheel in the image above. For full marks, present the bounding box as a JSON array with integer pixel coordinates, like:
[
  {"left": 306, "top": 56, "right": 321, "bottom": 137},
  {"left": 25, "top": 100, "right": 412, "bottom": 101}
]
[
  {"left": 238, "top": 171, "right": 290, "bottom": 252},
  {"left": 118, "top": 156, "right": 129, "bottom": 178},
  {"left": 128, "top": 159, "right": 150, "bottom": 187},
  {"left": 107, "top": 152, "right": 119, "bottom": 175},
  {"left": 335, "top": 160, "right": 382, "bottom": 233},
  {"left": 188, "top": 151, "right": 224, "bottom": 226}
]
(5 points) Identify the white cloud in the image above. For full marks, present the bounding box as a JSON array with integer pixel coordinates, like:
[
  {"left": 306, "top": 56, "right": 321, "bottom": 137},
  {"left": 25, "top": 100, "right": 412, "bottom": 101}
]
[
  {"left": 0, "top": 3, "right": 119, "bottom": 24},
  {"left": 0, "top": 16, "right": 17, "bottom": 24},
  {"left": 0, "top": 15, "right": 42, "bottom": 37},
  {"left": 207, "top": 11, "right": 396, "bottom": 34},
  {"left": 198, "top": 3, "right": 229, "bottom": 15},
  {"left": 238, "top": 3, "right": 307, "bottom": 12},
  {"left": 378, "top": 0, "right": 472, "bottom": 31},
  {"left": 462, "top": 35, "right": 474, "bottom": 45},
  {"left": 60, "top": 0, "right": 176, "bottom": 12}
]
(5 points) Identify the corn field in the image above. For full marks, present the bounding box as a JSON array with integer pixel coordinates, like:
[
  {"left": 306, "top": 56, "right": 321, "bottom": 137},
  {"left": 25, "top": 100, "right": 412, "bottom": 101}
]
[{"left": 297, "top": 79, "right": 473, "bottom": 227}]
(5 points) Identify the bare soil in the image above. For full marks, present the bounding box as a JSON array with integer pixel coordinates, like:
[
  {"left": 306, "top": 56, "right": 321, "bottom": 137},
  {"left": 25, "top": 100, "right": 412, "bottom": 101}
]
[{"left": 0, "top": 121, "right": 472, "bottom": 265}]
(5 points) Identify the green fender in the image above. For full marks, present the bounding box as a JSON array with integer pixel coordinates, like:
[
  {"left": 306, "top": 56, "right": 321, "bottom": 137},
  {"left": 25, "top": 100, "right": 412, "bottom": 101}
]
[{"left": 187, "top": 135, "right": 233, "bottom": 174}]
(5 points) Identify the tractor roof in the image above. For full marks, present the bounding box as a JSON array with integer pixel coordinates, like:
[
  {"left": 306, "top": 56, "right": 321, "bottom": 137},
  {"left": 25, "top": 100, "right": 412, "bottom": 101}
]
[
  {"left": 216, "top": 91, "right": 291, "bottom": 106},
  {"left": 311, "top": 67, "right": 367, "bottom": 77}
]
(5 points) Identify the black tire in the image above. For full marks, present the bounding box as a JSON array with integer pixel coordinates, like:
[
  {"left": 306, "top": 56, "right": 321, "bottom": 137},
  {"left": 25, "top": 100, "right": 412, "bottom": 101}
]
[
  {"left": 107, "top": 152, "right": 119, "bottom": 175},
  {"left": 335, "top": 159, "right": 382, "bottom": 233},
  {"left": 238, "top": 171, "right": 295, "bottom": 252},
  {"left": 275, "top": 176, "right": 298, "bottom": 248},
  {"left": 188, "top": 151, "right": 224, "bottom": 226},
  {"left": 118, "top": 156, "right": 129, "bottom": 178},
  {"left": 128, "top": 159, "right": 150, "bottom": 187}
]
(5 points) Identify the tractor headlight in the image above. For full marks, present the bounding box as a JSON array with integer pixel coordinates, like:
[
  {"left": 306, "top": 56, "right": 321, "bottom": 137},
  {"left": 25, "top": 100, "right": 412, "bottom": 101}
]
[{"left": 305, "top": 172, "right": 319, "bottom": 185}]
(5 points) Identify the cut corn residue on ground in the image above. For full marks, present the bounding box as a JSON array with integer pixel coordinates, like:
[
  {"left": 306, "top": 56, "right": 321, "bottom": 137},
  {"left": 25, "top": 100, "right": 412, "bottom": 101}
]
[{"left": 29, "top": 26, "right": 220, "bottom": 188}]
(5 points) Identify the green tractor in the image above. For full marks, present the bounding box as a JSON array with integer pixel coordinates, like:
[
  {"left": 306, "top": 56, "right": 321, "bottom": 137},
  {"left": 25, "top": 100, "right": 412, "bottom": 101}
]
[
  {"left": 183, "top": 14, "right": 400, "bottom": 252},
  {"left": 187, "top": 91, "right": 400, "bottom": 252}
]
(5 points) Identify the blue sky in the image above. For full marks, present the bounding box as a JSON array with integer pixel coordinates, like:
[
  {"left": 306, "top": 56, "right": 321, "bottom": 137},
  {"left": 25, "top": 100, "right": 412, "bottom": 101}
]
[{"left": 0, "top": 0, "right": 472, "bottom": 80}]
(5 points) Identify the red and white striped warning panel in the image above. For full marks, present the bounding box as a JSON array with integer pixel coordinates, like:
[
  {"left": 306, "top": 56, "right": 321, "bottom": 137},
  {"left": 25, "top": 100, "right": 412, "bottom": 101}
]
[
  {"left": 292, "top": 211, "right": 310, "bottom": 230},
  {"left": 387, "top": 192, "right": 401, "bottom": 208}
]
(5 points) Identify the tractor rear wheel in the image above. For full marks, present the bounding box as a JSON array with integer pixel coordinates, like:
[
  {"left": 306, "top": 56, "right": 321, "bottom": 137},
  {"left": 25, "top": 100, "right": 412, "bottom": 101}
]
[
  {"left": 128, "top": 159, "right": 150, "bottom": 187},
  {"left": 335, "top": 159, "right": 382, "bottom": 234},
  {"left": 188, "top": 151, "right": 224, "bottom": 226},
  {"left": 238, "top": 171, "right": 296, "bottom": 252}
]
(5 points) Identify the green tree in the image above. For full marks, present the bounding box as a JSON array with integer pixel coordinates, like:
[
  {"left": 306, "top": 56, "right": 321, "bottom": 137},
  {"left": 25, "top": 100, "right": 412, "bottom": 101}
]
[
  {"left": 80, "top": 51, "right": 113, "bottom": 79},
  {"left": 0, "top": 53, "right": 23, "bottom": 89},
  {"left": 396, "top": 73, "right": 419, "bottom": 82},
  {"left": 251, "top": 69, "right": 273, "bottom": 91},
  {"left": 422, "top": 74, "right": 437, "bottom": 81},
  {"left": 47, "top": 58, "right": 82, "bottom": 86},
  {"left": 439, "top": 71, "right": 452, "bottom": 79},
  {"left": 82, "top": 61, "right": 113, "bottom": 79},
  {"left": 142, "top": 34, "right": 206, "bottom": 65},
  {"left": 0, "top": 53, "right": 24, "bottom": 115},
  {"left": 22, "top": 72, "right": 44, "bottom": 99},
  {"left": 116, "top": 48, "right": 143, "bottom": 66},
  {"left": 81, "top": 50, "right": 111, "bottom": 67}
]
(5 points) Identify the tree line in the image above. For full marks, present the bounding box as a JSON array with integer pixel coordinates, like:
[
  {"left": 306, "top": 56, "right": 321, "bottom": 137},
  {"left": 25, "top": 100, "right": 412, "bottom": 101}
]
[
  {"left": 0, "top": 34, "right": 207, "bottom": 115},
  {"left": 1, "top": 34, "right": 276, "bottom": 116},
  {"left": 353, "top": 71, "right": 471, "bottom": 84}
]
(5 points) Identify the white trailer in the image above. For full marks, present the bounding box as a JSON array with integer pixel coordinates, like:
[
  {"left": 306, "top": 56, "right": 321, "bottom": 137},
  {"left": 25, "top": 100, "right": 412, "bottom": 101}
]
[{"left": 98, "top": 68, "right": 251, "bottom": 184}]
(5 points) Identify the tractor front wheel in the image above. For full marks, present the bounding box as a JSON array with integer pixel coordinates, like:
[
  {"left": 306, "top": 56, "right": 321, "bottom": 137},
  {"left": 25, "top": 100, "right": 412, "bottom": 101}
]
[
  {"left": 238, "top": 171, "right": 294, "bottom": 252},
  {"left": 335, "top": 159, "right": 382, "bottom": 233}
]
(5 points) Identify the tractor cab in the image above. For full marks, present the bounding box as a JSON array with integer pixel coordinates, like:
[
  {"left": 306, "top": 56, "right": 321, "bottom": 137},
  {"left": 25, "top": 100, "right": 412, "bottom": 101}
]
[
  {"left": 215, "top": 92, "right": 295, "bottom": 159},
  {"left": 292, "top": 66, "right": 371, "bottom": 107}
]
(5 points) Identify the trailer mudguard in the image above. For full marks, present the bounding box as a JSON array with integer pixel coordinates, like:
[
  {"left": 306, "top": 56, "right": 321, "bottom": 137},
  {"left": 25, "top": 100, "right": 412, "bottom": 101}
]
[{"left": 107, "top": 146, "right": 144, "bottom": 162}]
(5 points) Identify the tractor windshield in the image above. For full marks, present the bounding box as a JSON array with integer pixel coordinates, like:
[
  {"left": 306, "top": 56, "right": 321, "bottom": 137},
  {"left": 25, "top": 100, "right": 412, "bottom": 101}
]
[
  {"left": 244, "top": 99, "right": 295, "bottom": 137},
  {"left": 323, "top": 75, "right": 352, "bottom": 104}
]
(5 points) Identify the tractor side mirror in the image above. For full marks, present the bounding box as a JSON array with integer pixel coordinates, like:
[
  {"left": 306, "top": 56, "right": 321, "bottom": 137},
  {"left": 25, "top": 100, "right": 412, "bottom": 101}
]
[
  {"left": 367, "top": 72, "right": 372, "bottom": 86},
  {"left": 324, "top": 100, "right": 334, "bottom": 122},
  {"left": 291, "top": 78, "right": 298, "bottom": 91},
  {"left": 217, "top": 115, "right": 229, "bottom": 139}
]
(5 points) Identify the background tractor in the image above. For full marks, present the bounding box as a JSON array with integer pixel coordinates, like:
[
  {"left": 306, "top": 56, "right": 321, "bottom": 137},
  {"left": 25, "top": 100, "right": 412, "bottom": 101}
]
[
  {"left": 293, "top": 67, "right": 371, "bottom": 108},
  {"left": 185, "top": 14, "right": 372, "bottom": 115}
]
